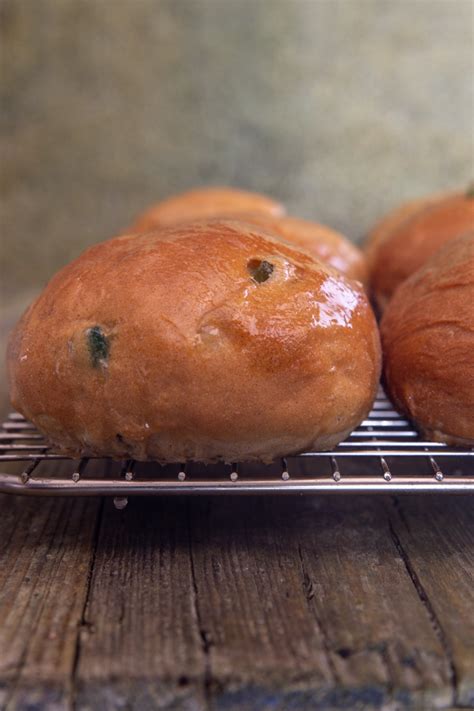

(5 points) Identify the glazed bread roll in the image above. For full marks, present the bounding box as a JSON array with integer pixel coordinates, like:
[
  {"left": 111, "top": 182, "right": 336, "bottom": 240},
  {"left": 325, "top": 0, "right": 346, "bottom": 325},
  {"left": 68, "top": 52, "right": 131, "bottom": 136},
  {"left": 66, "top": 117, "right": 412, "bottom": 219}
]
[
  {"left": 221, "top": 213, "right": 368, "bottom": 284},
  {"left": 381, "top": 233, "right": 474, "bottom": 445},
  {"left": 366, "top": 188, "right": 474, "bottom": 311},
  {"left": 8, "top": 220, "right": 381, "bottom": 463},
  {"left": 130, "top": 186, "right": 285, "bottom": 232},
  {"left": 131, "top": 189, "right": 366, "bottom": 284},
  {"left": 365, "top": 195, "right": 441, "bottom": 256}
]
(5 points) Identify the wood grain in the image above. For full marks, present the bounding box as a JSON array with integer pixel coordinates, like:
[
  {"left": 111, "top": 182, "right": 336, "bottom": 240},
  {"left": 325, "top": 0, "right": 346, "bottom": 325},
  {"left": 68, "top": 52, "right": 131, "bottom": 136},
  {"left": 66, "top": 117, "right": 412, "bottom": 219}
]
[
  {"left": 187, "top": 496, "right": 452, "bottom": 710},
  {"left": 1, "top": 457, "right": 473, "bottom": 710},
  {"left": 292, "top": 496, "right": 453, "bottom": 709},
  {"left": 187, "top": 496, "right": 333, "bottom": 711},
  {"left": 0, "top": 462, "right": 101, "bottom": 710},
  {"left": 389, "top": 496, "right": 474, "bottom": 707},
  {"left": 75, "top": 497, "right": 207, "bottom": 711}
]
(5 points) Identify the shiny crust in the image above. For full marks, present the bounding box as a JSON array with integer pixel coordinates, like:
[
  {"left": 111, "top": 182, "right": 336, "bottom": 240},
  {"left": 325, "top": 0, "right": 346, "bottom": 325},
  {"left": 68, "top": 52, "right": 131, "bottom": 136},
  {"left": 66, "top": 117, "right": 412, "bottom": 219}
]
[
  {"left": 381, "top": 233, "right": 474, "bottom": 445},
  {"left": 130, "top": 186, "right": 286, "bottom": 232},
  {"left": 365, "top": 195, "right": 438, "bottom": 256},
  {"left": 215, "top": 213, "right": 368, "bottom": 284},
  {"left": 366, "top": 191, "right": 474, "bottom": 311},
  {"left": 131, "top": 188, "right": 366, "bottom": 283},
  {"left": 8, "top": 220, "right": 381, "bottom": 463}
]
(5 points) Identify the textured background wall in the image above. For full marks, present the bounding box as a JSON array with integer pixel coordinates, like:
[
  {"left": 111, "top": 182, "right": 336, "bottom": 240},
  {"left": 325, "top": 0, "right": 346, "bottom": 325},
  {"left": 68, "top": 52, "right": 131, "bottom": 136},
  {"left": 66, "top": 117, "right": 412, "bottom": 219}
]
[{"left": 0, "top": 0, "right": 473, "bottom": 408}]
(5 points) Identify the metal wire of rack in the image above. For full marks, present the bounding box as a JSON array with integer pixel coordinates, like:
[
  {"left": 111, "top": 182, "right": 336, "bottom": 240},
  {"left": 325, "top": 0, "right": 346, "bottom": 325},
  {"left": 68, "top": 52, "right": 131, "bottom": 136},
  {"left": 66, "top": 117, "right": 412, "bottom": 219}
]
[{"left": 0, "top": 390, "right": 473, "bottom": 507}]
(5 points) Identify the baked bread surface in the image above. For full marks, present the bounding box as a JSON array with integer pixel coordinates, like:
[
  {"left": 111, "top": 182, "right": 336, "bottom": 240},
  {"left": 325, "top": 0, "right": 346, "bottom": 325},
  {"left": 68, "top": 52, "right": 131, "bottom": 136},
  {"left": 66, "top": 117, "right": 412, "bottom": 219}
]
[
  {"left": 215, "top": 213, "right": 368, "bottom": 284},
  {"left": 381, "top": 233, "right": 474, "bottom": 445},
  {"left": 130, "top": 186, "right": 285, "bottom": 232},
  {"left": 131, "top": 189, "right": 366, "bottom": 284},
  {"left": 366, "top": 190, "right": 474, "bottom": 310},
  {"left": 365, "top": 195, "right": 436, "bottom": 256},
  {"left": 8, "top": 220, "right": 381, "bottom": 462}
]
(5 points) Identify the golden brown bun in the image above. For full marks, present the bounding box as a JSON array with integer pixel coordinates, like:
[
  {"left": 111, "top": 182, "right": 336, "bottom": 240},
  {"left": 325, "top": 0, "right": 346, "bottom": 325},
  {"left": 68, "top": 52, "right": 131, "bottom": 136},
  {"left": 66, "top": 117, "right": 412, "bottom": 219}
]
[
  {"left": 366, "top": 190, "right": 474, "bottom": 311},
  {"left": 215, "top": 213, "right": 368, "bottom": 284},
  {"left": 130, "top": 186, "right": 285, "bottom": 232},
  {"left": 8, "top": 220, "right": 381, "bottom": 463},
  {"left": 365, "top": 195, "right": 441, "bottom": 256},
  {"left": 381, "top": 233, "right": 474, "bottom": 445},
  {"left": 131, "top": 188, "right": 366, "bottom": 284}
]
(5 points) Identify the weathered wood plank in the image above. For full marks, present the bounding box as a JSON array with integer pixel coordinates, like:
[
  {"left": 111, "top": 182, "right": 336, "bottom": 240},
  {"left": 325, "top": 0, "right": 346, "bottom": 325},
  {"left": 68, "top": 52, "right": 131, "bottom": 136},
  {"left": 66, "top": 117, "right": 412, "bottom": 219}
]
[
  {"left": 187, "top": 495, "right": 453, "bottom": 710},
  {"left": 188, "top": 496, "right": 334, "bottom": 711},
  {"left": 1, "top": 473, "right": 471, "bottom": 710},
  {"left": 0, "top": 461, "right": 101, "bottom": 711},
  {"left": 389, "top": 495, "right": 474, "bottom": 707},
  {"left": 75, "top": 497, "right": 207, "bottom": 711},
  {"left": 291, "top": 496, "right": 453, "bottom": 710}
]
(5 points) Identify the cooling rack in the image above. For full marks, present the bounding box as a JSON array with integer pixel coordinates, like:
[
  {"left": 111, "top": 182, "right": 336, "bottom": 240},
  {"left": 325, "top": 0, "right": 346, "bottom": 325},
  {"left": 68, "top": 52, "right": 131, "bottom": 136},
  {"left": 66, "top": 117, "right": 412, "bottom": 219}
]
[{"left": 0, "top": 390, "right": 472, "bottom": 507}]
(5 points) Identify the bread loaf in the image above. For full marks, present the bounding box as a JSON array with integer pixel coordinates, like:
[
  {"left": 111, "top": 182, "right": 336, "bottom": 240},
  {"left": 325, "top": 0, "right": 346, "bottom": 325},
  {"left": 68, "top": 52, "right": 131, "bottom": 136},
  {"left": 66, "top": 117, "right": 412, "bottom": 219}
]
[
  {"left": 221, "top": 213, "right": 368, "bottom": 284},
  {"left": 131, "top": 189, "right": 367, "bottom": 283},
  {"left": 130, "top": 186, "right": 285, "bottom": 232},
  {"left": 8, "top": 220, "right": 381, "bottom": 462},
  {"left": 366, "top": 188, "right": 474, "bottom": 311},
  {"left": 381, "top": 233, "right": 474, "bottom": 445}
]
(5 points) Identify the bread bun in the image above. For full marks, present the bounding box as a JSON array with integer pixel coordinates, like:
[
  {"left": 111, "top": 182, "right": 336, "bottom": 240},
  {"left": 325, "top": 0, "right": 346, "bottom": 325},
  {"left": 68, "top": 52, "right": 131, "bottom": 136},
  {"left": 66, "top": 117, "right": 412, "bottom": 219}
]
[
  {"left": 130, "top": 186, "right": 285, "bottom": 232},
  {"left": 130, "top": 188, "right": 366, "bottom": 284},
  {"left": 381, "top": 233, "right": 474, "bottom": 445},
  {"left": 366, "top": 189, "right": 474, "bottom": 311},
  {"left": 366, "top": 196, "right": 434, "bottom": 256},
  {"left": 8, "top": 220, "right": 381, "bottom": 463},
  {"left": 220, "top": 213, "right": 368, "bottom": 284}
]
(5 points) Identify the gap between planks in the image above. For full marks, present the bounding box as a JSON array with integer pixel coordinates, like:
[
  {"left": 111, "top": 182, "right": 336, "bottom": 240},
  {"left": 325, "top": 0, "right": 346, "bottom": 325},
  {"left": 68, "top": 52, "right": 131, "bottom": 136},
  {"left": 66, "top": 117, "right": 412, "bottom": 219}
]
[
  {"left": 2, "top": 487, "right": 471, "bottom": 710},
  {"left": 388, "top": 508, "right": 458, "bottom": 706},
  {"left": 69, "top": 497, "right": 105, "bottom": 708},
  {"left": 387, "top": 495, "right": 474, "bottom": 708}
]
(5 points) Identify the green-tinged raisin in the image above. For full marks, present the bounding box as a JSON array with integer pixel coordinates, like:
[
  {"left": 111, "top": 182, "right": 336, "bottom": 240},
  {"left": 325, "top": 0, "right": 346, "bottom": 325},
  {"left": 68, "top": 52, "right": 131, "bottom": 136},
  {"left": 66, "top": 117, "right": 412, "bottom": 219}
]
[
  {"left": 466, "top": 183, "right": 474, "bottom": 199},
  {"left": 248, "top": 259, "right": 274, "bottom": 283},
  {"left": 86, "top": 326, "right": 109, "bottom": 367}
]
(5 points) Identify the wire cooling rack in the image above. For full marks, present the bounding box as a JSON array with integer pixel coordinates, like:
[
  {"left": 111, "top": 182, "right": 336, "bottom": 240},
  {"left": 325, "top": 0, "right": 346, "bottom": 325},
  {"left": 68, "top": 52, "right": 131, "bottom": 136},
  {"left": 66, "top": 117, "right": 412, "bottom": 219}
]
[{"left": 0, "top": 390, "right": 473, "bottom": 507}]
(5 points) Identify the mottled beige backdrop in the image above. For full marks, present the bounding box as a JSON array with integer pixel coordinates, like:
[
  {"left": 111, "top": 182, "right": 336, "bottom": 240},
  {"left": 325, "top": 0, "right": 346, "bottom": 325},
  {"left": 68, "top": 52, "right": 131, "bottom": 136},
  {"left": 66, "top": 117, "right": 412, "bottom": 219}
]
[{"left": 1, "top": 0, "right": 473, "bottom": 410}]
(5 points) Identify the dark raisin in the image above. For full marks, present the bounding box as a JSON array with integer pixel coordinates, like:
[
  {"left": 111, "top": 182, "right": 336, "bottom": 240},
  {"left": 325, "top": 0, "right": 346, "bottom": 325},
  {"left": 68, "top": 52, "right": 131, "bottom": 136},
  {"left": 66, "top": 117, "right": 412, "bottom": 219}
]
[
  {"left": 336, "top": 648, "right": 352, "bottom": 659},
  {"left": 87, "top": 326, "right": 109, "bottom": 367},
  {"left": 466, "top": 183, "right": 474, "bottom": 199},
  {"left": 247, "top": 259, "right": 274, "bottom": 283}
]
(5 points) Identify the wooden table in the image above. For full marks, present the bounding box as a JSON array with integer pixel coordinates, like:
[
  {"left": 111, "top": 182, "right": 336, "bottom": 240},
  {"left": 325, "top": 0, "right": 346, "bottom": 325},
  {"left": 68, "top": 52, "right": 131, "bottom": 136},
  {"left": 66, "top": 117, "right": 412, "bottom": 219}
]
[{"left": 1, "top": 461, "right": 473, "bottom": 711}]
